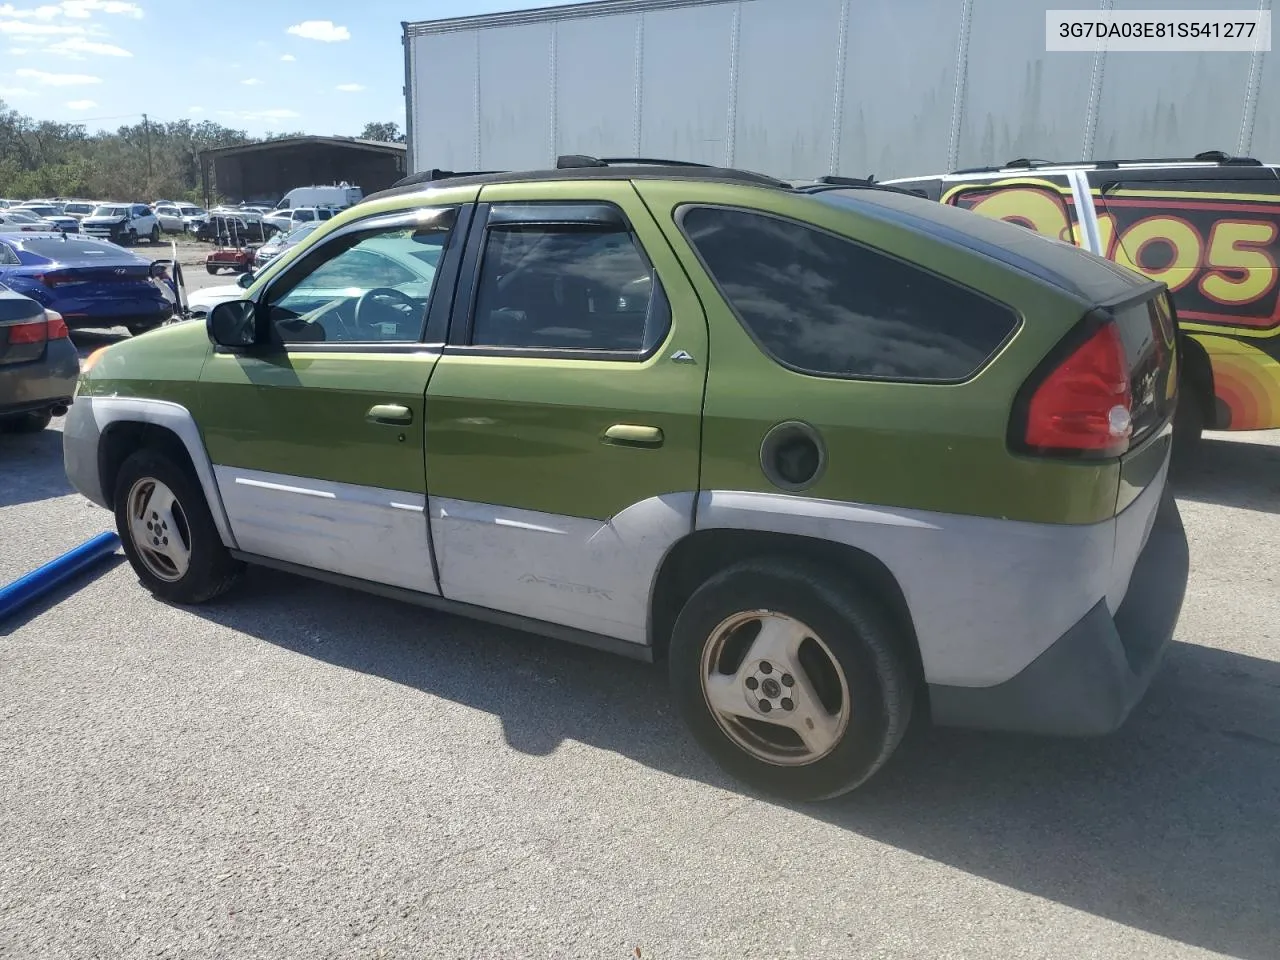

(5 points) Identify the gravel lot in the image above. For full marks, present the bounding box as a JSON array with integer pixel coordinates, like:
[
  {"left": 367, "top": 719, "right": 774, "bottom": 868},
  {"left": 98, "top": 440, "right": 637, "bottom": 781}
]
[{"left": 1, "top": 330, "right": 1278, "bottom": 958}]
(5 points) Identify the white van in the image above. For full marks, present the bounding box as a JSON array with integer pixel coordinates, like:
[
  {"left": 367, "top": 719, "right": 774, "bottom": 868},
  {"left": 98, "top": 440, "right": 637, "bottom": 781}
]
[{"left": 274, "top": 183, "right": 362, "bottom": 211}]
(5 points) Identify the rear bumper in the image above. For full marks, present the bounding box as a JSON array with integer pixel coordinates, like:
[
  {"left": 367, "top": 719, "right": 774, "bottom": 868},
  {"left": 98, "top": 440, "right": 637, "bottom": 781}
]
[
  {"left": 928, "top": 490, "right": 1188, "bottom": 736},
  {"left": 58, "top": 303, "right": 171, "bottom": 329},
  {"left": 0, "top": 338, "right": 79, "bottom": 416}
]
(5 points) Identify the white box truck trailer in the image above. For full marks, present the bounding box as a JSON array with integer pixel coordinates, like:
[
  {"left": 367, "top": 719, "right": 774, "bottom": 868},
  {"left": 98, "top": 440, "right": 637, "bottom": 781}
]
[{"left": 402, "top": 0, "right": 1278, "bottom": 182}]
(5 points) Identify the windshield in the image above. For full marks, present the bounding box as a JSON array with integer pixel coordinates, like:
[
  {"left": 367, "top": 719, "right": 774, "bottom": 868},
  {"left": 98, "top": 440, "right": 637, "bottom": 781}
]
[
  {"left": 20, "top": 238, "right": 134, "bottom": 259},
  {"left": 180, "top": 206, "right": 204, "bottom": 216},
  {"left": 5, "top": 211, "right": 40, "bottom": 222},
  {"left": 23, "top": 206, "right": 57, "bottom": 216},
  {"left": 92, "top": 205, "right": 128, "bottom": 217},
  {"left": 64, "top": 203, "right": 94, "bottom": 214},
  {"left": 284, "top": 223, "right": 321, "bottom": 244}
]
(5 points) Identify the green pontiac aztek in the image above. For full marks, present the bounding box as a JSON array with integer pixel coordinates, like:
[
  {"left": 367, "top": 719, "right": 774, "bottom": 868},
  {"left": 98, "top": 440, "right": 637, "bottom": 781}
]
[{"left": 63, "top": 158, "right": 1189, "bottom": 801}]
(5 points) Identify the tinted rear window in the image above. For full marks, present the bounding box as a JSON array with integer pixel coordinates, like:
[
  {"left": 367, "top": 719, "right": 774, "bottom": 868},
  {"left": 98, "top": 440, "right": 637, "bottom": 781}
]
[
  {"left": 679, "top": 206, "right": 1020, "bottom": 382},
  {"left": 1113, "top": 290, "right": 1178, "bottom": 442},
  {"left": 20, "top": 239, "right": 129, "bottom": 259}
]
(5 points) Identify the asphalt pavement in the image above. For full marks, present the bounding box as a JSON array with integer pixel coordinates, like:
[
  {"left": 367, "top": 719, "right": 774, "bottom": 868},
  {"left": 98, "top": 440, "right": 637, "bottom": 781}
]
[{"left": 1, "top": 328, "right": 1278, "bottom": 959}]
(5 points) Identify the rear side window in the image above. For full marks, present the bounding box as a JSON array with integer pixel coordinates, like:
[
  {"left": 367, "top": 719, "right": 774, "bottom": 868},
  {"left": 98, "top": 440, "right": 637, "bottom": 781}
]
[{"left": 679, "top": 206, "right": 1020, "bottom": 382}]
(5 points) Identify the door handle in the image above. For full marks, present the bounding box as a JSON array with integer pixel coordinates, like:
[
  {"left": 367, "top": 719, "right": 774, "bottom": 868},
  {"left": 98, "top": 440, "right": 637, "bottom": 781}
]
[
  {"left": 602, "top": 423, "right": 664, "bottom": 448},
  {"left": 366, "top": 403, "right": 413, "bottom": 425}
]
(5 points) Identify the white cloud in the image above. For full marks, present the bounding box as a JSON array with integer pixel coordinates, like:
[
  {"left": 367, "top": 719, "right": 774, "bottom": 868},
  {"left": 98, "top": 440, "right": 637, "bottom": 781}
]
[
  {"left": 188, "top": 104, "right": 203, "bottom": 113},
  {"left": 0, "top": 19, "right": 84, "bottom": 34},
  {"left": 15, "top": 66, "right": 100, "bottom": 85},
  {"left": 0, "top": 4, "right": 62, "bottom": 18},
  {"left": 286, "top": 19, "right": 348, "bottom": 42},
  {"left": 240, "top": 77, "right": 261, "bottom": 86},
  {"left": 48, "top": 35, "right": 130, "bottom": 55},
  {"left": 59, "top": 1, "right": 143, "bottom": 18},
  {"left": 65, "top": 97, "right": 95, "bottom": 108},
  {"left": 335, "top": 82, "right": 364, "bottom": 92},
  {"left": 7, "top": 44, "right": 28, "bottom": 52},
  {"left": 0, "top": 84, "right": 34, "bottom": 96},
  {"left": 279, "top": 53, "right": 294, "bottom": 61}
]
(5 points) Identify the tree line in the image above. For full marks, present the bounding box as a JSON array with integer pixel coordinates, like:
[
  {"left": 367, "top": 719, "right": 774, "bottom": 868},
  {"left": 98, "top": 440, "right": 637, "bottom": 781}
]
[{"left": 0, "top": 101, "right": 405, "bottom": 204}]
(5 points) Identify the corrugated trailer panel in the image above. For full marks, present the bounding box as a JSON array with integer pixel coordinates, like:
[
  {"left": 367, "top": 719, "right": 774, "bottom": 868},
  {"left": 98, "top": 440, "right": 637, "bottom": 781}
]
[
  {"left": 955, "top": 0, "right": 1097, "bottom": 171},
  {"left": 404, "top": 0, "right": 1279, "bottom": 181},
  {"left": 478, "top": 22, "right": 556, "bottom": 170},
  {"left": 1088, "top": 0, "right": 1259, "bottom": 160},
  {"left": 556, "top": 12, "right": 644, "bottom": 159},
  {"left": 407, "top": 32, "right": 482, "bottom": 171},
  {"left": 1249, "top": 31, "right": 1279, "bottom": 160},
  {"left": 730, "top": 0, "right": 844, "bottom": 175},
  {"left": 636, "top": 2, "right": 737, "bottom": 165},
  {"left": 836, "top": 0, "right": 963, "bottom": 180}
]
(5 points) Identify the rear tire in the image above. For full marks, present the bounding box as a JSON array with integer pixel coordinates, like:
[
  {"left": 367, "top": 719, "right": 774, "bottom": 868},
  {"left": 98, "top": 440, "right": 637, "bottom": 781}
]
[
  {"left": 0, "top": 409, "right": 53, "bottom": 433},
  {"left": 113, "top": 448, "right": 243, "bottom": 605},
  {"left": 149, "top": 225, "right": 161, "bottom": 244},
  {"left": 1172, "top": 375, "right": 1206, "bottom": 467},
  {"left": 668, "top": 558, "right": 914, "bottom": 802}
]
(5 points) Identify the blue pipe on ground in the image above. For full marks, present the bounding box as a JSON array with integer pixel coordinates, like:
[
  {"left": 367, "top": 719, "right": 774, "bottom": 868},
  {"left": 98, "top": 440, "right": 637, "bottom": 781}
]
[{"left": 0, "top": 531, "right": 121, "bottom": 623}]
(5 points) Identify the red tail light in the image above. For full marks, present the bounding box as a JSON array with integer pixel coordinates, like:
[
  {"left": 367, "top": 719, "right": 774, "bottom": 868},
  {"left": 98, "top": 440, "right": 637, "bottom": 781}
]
[
  {"left": 6, "top": 311, "right": 67, "bottom": 344},
  {"left": 7, "top": 318, "right": 48, "bottom": 344},
  {"left": 45, "top": 310, "right": 68, "bottom": 339},
  {"left": 33, "top": 271, "right": 72, "bottom": 287},
  {"left": 1019, "top": 321, "right": 1133, "bottom": 457}
]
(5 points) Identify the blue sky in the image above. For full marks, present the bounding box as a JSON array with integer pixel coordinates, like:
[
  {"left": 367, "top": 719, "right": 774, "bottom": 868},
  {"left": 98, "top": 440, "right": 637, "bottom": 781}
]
[{"left": 0, "top": 0, "right": 580, "bottom": 135}]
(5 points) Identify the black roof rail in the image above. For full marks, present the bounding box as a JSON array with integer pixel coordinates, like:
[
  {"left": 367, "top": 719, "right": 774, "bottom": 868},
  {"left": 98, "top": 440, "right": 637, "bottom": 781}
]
[
  {"left": 798, "top": 178, "right": 930, "bottom": 199},
  {"left": 556, "top": 154, "right": 719, "bottom": 169},
  {"left": 811, "top": 174, "right": 878, "bottom": 186},
  {"left": 388, "top": 167, "right": 504, "bottom": 189}
]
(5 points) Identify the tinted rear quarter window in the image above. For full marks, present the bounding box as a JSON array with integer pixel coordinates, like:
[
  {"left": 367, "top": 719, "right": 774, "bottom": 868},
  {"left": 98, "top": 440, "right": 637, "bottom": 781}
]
[{"left": 678, "top": 206, "right": 1019, "bottom": 382}]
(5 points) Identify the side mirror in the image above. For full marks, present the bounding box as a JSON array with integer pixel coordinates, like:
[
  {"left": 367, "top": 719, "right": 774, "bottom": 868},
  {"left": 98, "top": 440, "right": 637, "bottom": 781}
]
[
  {"left": 236, "top": 271, "right": 255, "bottom": 289},
  {"left": 207, "top": 299, "right": 260, "bottom": 349}
]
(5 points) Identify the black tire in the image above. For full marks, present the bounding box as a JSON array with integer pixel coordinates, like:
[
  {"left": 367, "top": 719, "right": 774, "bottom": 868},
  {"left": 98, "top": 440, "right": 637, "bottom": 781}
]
[
  {"left": 0, "top": 409, "right": 53, "bottom": 433},
  {"left": 1172, "top": 375, "right": 1206, "bottom": 467},
  {"left": 206, "top": 264, "right": 219, "bottom": 275},
  {"left": 126, "top": 322, "right": 154, "bottom": 337},
  {"left": 126, "top": 229, "right": 137, "bottom": 246},
  {"left": 113, "top": 447, "right": 243, "bottom": 605},
  {"left": 668, "top": 558, "right": 914, "bottom": 802},
  {"left": 149, "top": 225, "right": 161, "bottom": 244}
]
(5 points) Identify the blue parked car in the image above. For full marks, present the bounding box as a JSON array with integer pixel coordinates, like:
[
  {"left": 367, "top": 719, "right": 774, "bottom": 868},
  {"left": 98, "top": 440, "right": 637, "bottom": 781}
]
[{"left": 0, "top": 233, "right": 172, "bottom": 336}]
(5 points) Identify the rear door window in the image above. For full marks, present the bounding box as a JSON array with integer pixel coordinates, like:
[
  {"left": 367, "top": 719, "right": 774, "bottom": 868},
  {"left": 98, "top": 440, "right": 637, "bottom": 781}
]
[
  {"left": 1090, "top": 175, "right": 1280, "bottom": 330},
  {"left": 678, "top": 206, "right": 1019, "bottom": 382},
  {"left": 468, "top": 205, "right": 668, "bottom": 354},
  {"left": 943, "top": 175, "right": 1082, "bottom": 247}
]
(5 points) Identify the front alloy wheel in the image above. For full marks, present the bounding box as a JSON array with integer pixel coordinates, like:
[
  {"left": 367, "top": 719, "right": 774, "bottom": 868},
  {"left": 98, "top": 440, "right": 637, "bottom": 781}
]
[
  {"left": 113, "top": 448, "right": 243, "bottom": 604},
  {"left": 125, "top": 477, "right": 192, "bottom": 581}
]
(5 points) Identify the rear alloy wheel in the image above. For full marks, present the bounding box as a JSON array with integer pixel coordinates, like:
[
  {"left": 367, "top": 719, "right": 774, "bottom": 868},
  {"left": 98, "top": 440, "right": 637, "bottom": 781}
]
[
  {"left": 669, "top": 559, "right": 913, "bottom": 802},
  {"left": 113, "top": 448, "right": 243, "bottom": 604},
  {"left": 0, "top": 409, "right": 53, "bottom": 433}
]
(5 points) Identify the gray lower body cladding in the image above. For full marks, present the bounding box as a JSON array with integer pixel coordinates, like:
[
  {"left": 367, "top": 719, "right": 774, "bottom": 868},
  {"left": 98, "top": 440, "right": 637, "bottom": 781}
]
[{"left": 928, "top": 490, "right": 1188, "bottom": 736}]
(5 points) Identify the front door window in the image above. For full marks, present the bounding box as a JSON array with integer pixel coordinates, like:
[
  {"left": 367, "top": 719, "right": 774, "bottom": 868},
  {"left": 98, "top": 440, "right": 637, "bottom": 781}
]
[{"left": 263, "top": 215, "right": 454, "bottom": 344}]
